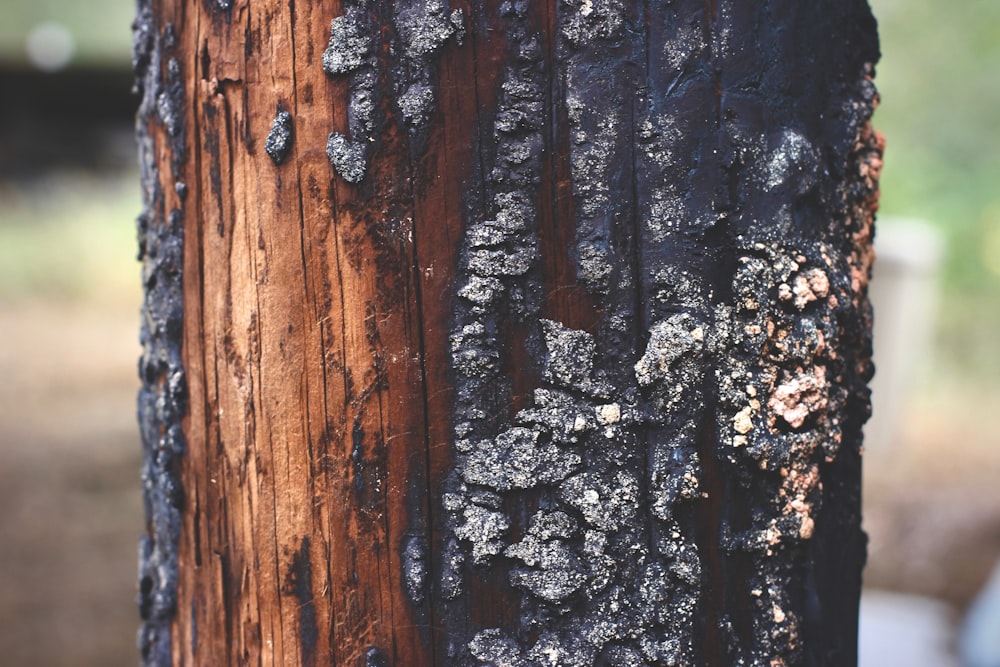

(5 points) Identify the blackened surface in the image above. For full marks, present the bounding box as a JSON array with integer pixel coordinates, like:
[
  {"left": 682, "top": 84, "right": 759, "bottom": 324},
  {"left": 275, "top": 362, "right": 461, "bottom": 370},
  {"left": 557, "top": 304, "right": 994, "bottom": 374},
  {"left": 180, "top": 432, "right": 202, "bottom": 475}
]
[
  {"left": 441, "top": 0, "right": 548, "bottom": 658},
  {"left": 201, "top": 101, "right": 225, "bottom": 237},
  {"left": 284, "top": 538, "right": 319, "bottom": 666},
  {"left": 156, "top": 54, "right": 185, "bottom": 180},
  {"left": 366, "top": 647, "right": 390, "bottom": 667},
  {"left": 134, "top": 2, "right": 187, "bottom": 665},
  {"left": 439, "top": 0, "right": 880, "bottom": 665}
]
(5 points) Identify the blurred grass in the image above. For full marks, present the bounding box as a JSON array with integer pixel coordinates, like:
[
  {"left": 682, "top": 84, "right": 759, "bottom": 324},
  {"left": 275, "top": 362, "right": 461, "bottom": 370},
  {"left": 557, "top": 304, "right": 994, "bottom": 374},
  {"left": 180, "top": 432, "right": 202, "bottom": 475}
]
[{"left": 0, "top": 171, "right": 141, "bottom": 307}]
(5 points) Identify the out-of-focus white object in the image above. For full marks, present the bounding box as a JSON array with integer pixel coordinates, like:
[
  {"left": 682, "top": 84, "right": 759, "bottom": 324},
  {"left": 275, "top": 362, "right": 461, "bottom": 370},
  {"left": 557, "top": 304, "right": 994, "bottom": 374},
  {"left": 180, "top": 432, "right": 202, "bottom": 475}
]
[
  {"left": 866, "top": 218, "right": 944, "bottom": 449},
  {"left": 25, "top": 22, "right": 76, "bottom": 72},
  {"left": 859, "top": 590, "right": 957, "bottom": 667},
  {"left": 961, "top": 559, "right": 1000, "bottom": 667}
]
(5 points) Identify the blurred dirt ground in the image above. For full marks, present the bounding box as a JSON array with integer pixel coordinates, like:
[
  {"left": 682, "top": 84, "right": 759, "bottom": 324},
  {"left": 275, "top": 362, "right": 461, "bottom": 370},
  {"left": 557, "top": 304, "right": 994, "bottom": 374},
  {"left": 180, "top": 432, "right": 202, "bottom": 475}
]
[
  {"left": 864, "top": 386, "right": 1000, "bottom": 609},
  {"left": 0, "top": 301, "right": 142, "bottom": 666},
  {"left": 0, "top": 297, "right": 998, "bottom": 665}
]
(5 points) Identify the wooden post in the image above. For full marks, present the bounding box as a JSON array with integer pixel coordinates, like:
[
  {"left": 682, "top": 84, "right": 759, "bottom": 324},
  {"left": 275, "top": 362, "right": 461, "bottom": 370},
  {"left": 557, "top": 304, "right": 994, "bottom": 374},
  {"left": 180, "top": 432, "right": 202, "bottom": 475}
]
[{"left": 135, "top": 0, "right": 882, "bottom": 664}]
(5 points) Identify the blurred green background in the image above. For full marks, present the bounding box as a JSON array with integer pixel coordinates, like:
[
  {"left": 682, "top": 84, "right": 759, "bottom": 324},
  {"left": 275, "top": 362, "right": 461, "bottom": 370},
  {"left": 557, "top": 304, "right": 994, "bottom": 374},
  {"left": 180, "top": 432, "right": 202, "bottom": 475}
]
[
  {"left": 874, "top": 0, "right": 1000, "bottom": 383},
  {"left": 0, "top": 0, "right": 996, "bottom": 665},
  {"left": 0, "top": 0, "right": 134, "bottom": 67}
]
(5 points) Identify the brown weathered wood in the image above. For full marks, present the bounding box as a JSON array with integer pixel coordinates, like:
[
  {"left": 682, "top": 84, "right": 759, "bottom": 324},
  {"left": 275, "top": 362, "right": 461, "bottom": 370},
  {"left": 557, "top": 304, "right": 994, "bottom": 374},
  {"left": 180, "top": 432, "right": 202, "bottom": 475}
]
[{"left": 136, "top": 0, "right": 882, "bottom": 665}]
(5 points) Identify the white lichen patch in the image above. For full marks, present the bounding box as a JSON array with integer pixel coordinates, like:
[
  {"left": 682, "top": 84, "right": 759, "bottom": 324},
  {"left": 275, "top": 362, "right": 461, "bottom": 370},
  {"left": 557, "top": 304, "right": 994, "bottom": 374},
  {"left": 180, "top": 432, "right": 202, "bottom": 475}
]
[
  {"left": 454, "top": 504, "right": 510, "bottom": 563},
  {"left": 516, "top": 389, "right": 595, "bottom": 443},
  {"left": 469, "top": 629, "right": 526, "bottom": 666},
  {"left": 397, "top": 82, "right": 436, "bottom": 126},
  {"left": 541, "top": 319, "right": 597, "bottom": 390},
  {"left": 325, "top": 132, "right": 368, "bottom": 183},
  {"left": 450, "top": 321, "right": 500, "bottom": 377},
  {"left": 763, "top": 129, "right": 818, "bottom": 194},
  {"left": 595, "top": 403, "right": 621, "bottom": 425},
  {"left": 462, "top": 427, "right": 581, "bottom": 491},
  {"left": 395, "top": 0, "right": 459, "bottom": 57},
  {"left": 644, "top": 187, "right": 687, "bottom": 239},
  {"left": 506, "top": 512, "right": 588, "bottom": 602},
  {"left": 661, "top": 20, "right": 705, "bottom": 71},
  {"left": 634, "top": 313, "right": 705, "bottom": 388},
  {"left": 458, "top": 275, "right": 504, "bottom": 310},
  {"left": 560, "top": 0, "right": 625, "bottom": 45},
  {"left": 322, "top": 15, "right": 370, "bottom": 75},
  {"left": 560, "top": 470, "right": 638, "bottom": 532}
]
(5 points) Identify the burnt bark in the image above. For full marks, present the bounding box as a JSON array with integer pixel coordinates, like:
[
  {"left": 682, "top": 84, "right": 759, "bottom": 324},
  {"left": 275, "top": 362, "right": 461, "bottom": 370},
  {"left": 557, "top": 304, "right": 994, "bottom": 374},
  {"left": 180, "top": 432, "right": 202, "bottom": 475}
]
[{"left": 135, "top": 0, "right": 882, "bottom": 665}]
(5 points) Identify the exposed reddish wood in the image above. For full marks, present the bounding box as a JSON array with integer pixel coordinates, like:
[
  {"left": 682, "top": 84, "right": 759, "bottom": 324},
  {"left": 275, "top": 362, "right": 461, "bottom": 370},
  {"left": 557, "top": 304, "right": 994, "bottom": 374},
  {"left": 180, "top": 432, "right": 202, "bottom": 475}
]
[{"left": 159, "top": 0, "right": 438, "bottom": 663}]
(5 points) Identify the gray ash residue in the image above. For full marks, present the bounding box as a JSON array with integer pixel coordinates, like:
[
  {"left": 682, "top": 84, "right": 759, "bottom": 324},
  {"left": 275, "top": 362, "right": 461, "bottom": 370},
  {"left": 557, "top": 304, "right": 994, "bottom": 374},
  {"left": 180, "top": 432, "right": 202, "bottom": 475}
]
[
  {"left": 321, "top": 0, "right": 464, "bottom": 182},
  {"left": 321, "top": 3, "right": 378, "bottom": 182},
  {"left": 264, "top": 108, "right": 293, "bottom": 165}
]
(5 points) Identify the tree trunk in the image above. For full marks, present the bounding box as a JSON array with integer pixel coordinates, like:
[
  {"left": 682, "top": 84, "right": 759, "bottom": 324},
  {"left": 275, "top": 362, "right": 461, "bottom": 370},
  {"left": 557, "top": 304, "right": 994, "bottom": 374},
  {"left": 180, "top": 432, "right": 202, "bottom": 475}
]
[{"left": 134, "top": 0, "right": 882, "bottom": 665}]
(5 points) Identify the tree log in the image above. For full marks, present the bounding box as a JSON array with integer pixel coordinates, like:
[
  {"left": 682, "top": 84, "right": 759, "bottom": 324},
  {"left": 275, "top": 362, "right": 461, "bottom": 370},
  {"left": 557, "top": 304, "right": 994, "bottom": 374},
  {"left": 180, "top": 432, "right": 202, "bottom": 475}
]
[{"left": 135, "top": 0, "right": 882, "bottom": 664}]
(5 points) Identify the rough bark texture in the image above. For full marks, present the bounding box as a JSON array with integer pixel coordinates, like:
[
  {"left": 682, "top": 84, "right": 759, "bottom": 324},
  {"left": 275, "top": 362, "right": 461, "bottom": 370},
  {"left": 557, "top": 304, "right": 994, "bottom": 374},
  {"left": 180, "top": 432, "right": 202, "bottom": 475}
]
[{"left": 135, "top": 0, "right": 881, "bottom": 665}]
